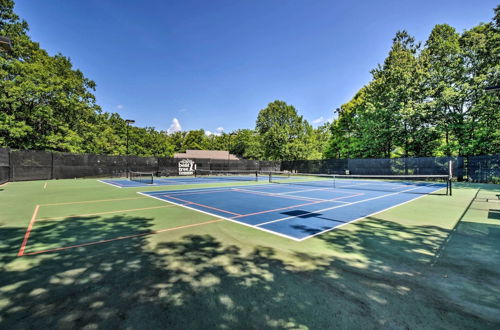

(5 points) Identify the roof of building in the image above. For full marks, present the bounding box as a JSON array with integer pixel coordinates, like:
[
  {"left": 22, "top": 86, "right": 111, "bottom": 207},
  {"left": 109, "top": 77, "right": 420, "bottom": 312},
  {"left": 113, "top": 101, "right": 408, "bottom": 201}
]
[{"left": 173, "top": 150, "right": 239, "bottom": 160}]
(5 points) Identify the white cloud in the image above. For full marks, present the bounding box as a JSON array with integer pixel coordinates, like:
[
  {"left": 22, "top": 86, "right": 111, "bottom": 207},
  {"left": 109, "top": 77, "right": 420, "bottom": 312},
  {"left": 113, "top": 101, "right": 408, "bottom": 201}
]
[
  {"left": 205, "top": 127, "right": 224, "bottom": 136},
  {"left": 312, "top": 116, "right": 324, "bottom": 124},
  {"left": 116, "top": 104, "right": 124, "bottom": 110},
  {"left": 178, "top": 108, "right": 188, "bottom": 113},
  {"left": 167, "top": 118, "right": 182, "bottom": 134}
]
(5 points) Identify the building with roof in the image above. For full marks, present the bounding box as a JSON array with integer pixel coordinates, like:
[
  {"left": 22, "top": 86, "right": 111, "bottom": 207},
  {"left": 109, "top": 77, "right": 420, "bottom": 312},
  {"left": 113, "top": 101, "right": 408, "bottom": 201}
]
[{"left": 173, "top": 150, "right": 239, "bottom": 160}]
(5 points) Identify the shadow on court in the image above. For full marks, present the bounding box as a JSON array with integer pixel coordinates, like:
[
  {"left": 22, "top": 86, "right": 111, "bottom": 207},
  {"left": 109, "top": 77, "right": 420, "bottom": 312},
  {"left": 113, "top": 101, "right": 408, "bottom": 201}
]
[{"left": 2, "top": 196, "right": 500, "bottom": 330}]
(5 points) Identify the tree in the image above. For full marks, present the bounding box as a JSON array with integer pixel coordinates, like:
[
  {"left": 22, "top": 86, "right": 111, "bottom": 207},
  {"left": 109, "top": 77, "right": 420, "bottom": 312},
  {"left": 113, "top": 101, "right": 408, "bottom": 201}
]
[
  {"left": 226, "top": 129, "right": 263, "bottom": 159},
  {"left": 256, "top": 100, "right": 316, "bottom": 160},
  {"left": 311, "top": 123, "right": 331, "bottom": 159},
  {"left": 325, "top": 6, "right": 500, "bottom": 159},
  {"left": 0, "top": 0, "right": 101, "bottom": 152},
  {"left": 182, "top": 129, "right": 207, "bottom": 151}
]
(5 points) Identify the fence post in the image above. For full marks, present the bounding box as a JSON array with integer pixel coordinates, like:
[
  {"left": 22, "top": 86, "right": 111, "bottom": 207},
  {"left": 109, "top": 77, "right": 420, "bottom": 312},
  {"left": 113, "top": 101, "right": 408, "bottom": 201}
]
[
  {"left": 9, "top": 149, "right": 13, "bottom": 181},
  {"left": 51, "top": 151, "right": 54, "bottom": 180}
]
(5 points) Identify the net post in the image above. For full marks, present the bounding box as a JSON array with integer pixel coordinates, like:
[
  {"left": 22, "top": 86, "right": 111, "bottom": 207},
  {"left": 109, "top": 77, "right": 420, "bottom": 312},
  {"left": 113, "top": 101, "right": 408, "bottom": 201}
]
[
  {"left": 269, "top": 172, "right": 272, "bottom": 183},
  {"left": 448, "top": 160, "right": 453, "bottom": 196}
]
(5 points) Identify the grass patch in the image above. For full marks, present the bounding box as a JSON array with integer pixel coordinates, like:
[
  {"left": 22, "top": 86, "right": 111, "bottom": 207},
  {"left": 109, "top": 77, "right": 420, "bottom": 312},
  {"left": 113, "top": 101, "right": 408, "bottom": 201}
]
[{"left": 0, "top": 179, "right": 499, "bottom": 328}]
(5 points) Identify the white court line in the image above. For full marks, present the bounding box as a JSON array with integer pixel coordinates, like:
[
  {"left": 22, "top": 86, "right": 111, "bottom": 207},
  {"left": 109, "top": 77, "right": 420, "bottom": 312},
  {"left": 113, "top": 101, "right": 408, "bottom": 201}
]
[
  {"left": 139, "top": 184, "right": 445, "bottom": 241},
  {"left": 299, "top": 184, "right": 446, "bottom": 241},
  {"left": 145, "top": 182, "right": 319, "bottom": 196},
  {"left": 256, "top": 184, "right": 443, "bottom": 227},
  {"left": 155, "top": 186, "right": 283, "bottom": 197},
  {"left": 231, "top": 188, "right": 332, "bottom": 202},
  {"left": 277, "top": 187, "right": 334, "bottom": 195},
  {"left": 137, "top": 192, "right": 302, "bottom": 241},
  {"left": 233, "top": 188, "right": 331, "bottom": 202},
  {"left": 144, "top": 182, "right": 277, "bottom": 194},
  {"left": 338, "top": 182, "right": 414, "bottom": 190},
  {"left": 98, "top": 179, "right": 177, "bottom": 189},
  {"left": 97, "top": 179, "right": 124, "bottom": 188}
]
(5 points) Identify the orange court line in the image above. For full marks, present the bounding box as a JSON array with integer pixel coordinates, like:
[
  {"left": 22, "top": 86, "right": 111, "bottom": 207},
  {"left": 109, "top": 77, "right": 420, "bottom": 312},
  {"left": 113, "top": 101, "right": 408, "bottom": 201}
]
[
  {"left": 158, "top": 183, "right": 284, "bottom": 197},
  {"left": 22, "top": 218, "right": 224, "bottom": 256},
  {"left": 232, "top": 192, "right": 363, "bottom": 219},
  {"left": 41, "top": 196, "right": 149, "bottom": 207},
  {"left": 230, "top": 187, "right": 326, "bottom": 202},
  {"left": 17, "top": 205, "right": 40, "bottom": 257},
  {"left": 36, "top": 205, "right": 177, "bottom": 221}
]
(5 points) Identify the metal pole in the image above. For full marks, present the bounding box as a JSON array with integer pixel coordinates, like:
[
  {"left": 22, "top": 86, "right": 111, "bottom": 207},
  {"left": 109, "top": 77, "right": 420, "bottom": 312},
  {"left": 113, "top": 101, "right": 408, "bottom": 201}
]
[
  {"left": 126, "top": 124, "right": 129, "bottom": 156},
  {"left": 125, "top": 119, "right": 135, "bottom": 177},
  {"left": 227, "top": 133, "right": 235, "bottom": 170},
  {"left": 448, "top": 160, "right": 453, "bottom": 196},
  {"left": 126, "top": 124, "right": 129, "bottom": 177}
]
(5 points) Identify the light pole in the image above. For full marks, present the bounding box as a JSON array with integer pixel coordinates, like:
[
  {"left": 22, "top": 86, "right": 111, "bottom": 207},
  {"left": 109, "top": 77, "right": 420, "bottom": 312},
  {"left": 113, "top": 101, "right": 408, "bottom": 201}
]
[
  {"left": 125, "top": 119, "right": 135, "bottom": 176},
  {"left": 227, "top": 132, "right": 235, "bottom": 168}
]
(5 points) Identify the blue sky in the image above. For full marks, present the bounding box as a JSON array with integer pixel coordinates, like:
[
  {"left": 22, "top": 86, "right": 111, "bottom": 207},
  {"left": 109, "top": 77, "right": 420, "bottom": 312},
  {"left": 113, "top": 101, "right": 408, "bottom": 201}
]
[{"left": 15, "top": 0, "right": 498, "bottom": 134}]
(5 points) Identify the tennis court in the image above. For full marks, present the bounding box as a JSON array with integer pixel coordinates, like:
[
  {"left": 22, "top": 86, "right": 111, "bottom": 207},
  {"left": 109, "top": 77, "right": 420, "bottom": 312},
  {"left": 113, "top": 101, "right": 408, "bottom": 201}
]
[
  {"left": 100, "top": 170, "right": 263, "bottom": 188},
  {"left": 3, "top": 173, "right": 499, "bottom": 329},
  {"left": 140, "top": 173, "right": 449, "bottom": 240}
]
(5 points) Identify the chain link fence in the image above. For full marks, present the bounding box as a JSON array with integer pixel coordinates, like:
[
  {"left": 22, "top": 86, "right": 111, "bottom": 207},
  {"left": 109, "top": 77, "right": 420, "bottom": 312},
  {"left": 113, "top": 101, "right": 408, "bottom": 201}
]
[
  {"left": 52, "top": 153, "right": 128, "bottom": 179},
  {"left": 281, "top": 159, "right": 348, "bottom": 174},
  {"left": 0, "top": 148, "right": 9, "bottom": 185},
  {"left": 282, "top": 157, "right": 463, "bottom": 177},
  {"left": 10, "top": 150, "right": 53, "bottom": 181},
  {"left": 466, "top": 155, "right": 499, "bottom": 183},
  {"left": 0, "top": 148, "right": 497, "bottom": 183}
]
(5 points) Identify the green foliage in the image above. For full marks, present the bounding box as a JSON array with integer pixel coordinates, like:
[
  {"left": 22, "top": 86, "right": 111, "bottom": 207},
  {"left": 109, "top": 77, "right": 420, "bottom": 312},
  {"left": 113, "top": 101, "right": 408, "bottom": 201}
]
[
  {"left": 256, "top": 100, "right": 322, "bottom": 160},
  {"left": 328, "top": 7, "right": 500, "bottom": 158},
  {"left": 1, "top": 1, "right": 498, "bottom": 161}
]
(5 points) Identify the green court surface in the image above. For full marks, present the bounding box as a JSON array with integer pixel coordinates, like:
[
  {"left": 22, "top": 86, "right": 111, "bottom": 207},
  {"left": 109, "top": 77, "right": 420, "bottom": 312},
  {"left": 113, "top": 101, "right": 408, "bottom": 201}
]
[{"left": 1, "top": 179, "right": 499, "bottom": 329}]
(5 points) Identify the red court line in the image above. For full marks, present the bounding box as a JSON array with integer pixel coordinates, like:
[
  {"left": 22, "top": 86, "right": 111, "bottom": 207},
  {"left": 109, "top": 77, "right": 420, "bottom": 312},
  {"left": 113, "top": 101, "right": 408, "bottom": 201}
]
[
  {"left": 156, "top": 188, "right": 241, "bottom": 196},
  {"left": 17, "top": 205, "right": 40, "bottom": 257},
  {"left": 162, "top": 186, "right": 329, "bottom": 202},
  {"left": 41, "top": 196, "right": 148, "bottom": 207},
  {"left": 162, "top": 195, "right": 243, "bottom": 216},
  {"left": 232, "top": 193, "right": 364, "bottom": 219},
  {"left": 37, "top": 205, "right": 176, "bottom": 221},
  {"left": 155, "top": 183, "right": 290, "bottom": 197},
  {"left": 231, "top": 188, "right": 328, "bottom": 202},
  {"left": 22, "top": 219, "right": 224, "bottom": 256}
]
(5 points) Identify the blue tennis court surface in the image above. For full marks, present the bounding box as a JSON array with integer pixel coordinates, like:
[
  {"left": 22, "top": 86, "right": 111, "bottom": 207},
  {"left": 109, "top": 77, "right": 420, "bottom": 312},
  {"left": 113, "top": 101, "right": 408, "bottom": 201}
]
[
  {"left": 139, "top": 179, "right": 447, "bottom": 241},
  {"left": 99, "top": 175, "right": 263, "bottom": 188}
]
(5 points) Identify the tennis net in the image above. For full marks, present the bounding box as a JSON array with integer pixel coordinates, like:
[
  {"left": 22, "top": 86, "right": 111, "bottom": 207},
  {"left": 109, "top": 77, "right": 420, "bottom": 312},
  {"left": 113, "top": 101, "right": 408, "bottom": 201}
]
[
  {"left": 268, "top": 172, "right": 452, "bottom": 195},
  {"left": 129, "top": 171, "right": 154, "bottom": 184},
  {"left": 195, "top": 169, "right": 258, "bottom": 182}
]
